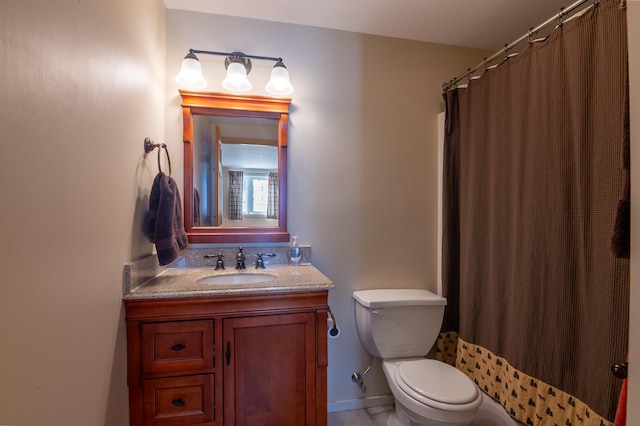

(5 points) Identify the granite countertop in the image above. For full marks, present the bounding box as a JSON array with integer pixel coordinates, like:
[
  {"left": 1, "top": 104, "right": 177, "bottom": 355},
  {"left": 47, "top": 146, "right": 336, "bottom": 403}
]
[{"left": 123, "top": 264, "right": 334, "bottom": 300}]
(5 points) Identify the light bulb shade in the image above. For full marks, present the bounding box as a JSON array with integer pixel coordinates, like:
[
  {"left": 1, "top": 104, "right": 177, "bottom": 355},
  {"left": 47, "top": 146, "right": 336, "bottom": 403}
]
[
  {"left": 221, "top": 61, "right": 252, "bottom": 92},
  {"left": 265, "top": 61, "right": 294, "bottom": 96},
  {"left": 175, "top": 52, "right": 207, "bottom": 89}
]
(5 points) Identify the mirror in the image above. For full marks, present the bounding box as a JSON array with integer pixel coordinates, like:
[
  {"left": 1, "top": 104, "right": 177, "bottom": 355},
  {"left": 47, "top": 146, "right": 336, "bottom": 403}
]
[{"left": 180, "top": 90, "right": 291, "bottom": 244}]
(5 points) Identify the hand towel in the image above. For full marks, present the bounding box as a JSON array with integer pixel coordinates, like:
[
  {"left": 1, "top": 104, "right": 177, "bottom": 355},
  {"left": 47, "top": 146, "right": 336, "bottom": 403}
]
[{"left": 147, "top": 172, "right": 188, "bottom": 265}]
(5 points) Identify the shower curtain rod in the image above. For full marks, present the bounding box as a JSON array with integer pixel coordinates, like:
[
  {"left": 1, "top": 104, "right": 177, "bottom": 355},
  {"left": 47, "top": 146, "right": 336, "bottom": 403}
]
[{"left": 442, "top": 0, "right": 595, "bottom": 91}]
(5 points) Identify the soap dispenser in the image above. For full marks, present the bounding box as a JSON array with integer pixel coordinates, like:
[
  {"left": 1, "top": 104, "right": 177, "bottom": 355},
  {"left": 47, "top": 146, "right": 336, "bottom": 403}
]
[{"left": 289, "top": 235, "right": 302, "bottom": 266}]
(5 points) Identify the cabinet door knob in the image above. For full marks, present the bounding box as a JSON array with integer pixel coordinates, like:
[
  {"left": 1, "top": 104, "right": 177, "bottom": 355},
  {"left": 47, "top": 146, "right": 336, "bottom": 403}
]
[
  {"left": 171, "top": 398, "right": 185, "bottom": 407},
  {"left": 171, "top": 343, "right": 186, "bottom": 351}
]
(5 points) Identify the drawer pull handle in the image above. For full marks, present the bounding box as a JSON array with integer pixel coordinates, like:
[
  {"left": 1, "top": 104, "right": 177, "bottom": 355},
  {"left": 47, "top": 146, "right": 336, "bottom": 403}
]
[
  {"left": 171, "top": 398, "right": 185, "bottom": 407},
  {"left": 171, "top": 343, "right": 186, "bottom": 351}
]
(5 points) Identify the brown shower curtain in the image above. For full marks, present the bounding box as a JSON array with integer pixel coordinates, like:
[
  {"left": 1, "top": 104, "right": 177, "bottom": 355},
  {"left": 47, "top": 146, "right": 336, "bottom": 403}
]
[{"left": 440, "top": 0, "right": 629, "bottom": 424}]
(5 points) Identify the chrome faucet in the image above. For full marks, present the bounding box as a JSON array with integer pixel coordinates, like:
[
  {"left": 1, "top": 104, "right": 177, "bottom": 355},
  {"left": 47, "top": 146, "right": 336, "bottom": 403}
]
[
  {"left": 255, "top": 252, "right": 276, "bottom": 269},
  {"left": 235, "top": 247, "right": 246, "bottom": 269},
  {"left": 204, "top": 253, "right": 225, "bottom": 270}
]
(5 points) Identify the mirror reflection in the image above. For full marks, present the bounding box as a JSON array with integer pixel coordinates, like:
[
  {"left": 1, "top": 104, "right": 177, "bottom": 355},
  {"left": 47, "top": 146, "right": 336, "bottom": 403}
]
[
  {"left": 193, "top": 115, "right": 279, "bottom": 228},
  {"left": 180, "top": 90, "right": 291, "bottom": 244}
]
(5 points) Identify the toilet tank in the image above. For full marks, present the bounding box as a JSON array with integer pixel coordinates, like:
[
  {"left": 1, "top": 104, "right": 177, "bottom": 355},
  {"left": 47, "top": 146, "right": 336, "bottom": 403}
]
[{"left": 353, "top": 289, "right": 447, "bottom": 359}]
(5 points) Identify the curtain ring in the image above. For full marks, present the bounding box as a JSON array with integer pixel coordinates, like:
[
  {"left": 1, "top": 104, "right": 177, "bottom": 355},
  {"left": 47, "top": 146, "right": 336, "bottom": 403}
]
[
  {"left": 557, "top": 7, "right": 565, "bottom": 27},
  {"left": 528, "top": 28, "right": 535, "bottom": 44}
]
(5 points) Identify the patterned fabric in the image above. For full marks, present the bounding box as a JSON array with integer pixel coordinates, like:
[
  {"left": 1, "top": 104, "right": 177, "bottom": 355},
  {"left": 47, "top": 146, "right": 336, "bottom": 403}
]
[
  {"left": 435, "top": 332, "right": 612, "bottom": 426},
  {"left": 267, "top": 172, "right": 278, "bottom": 219},
  {"left": 228, "top": 170, "right": 243, "bottom": 220}
]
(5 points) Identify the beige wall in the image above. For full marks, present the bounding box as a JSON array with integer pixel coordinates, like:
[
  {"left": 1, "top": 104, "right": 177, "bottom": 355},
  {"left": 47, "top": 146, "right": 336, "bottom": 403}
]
[
  {"left": 0, "top": 0, "right": 165, "bottom": 425},
  {"left": 165, "top": 10, "right": 492, "bottom": 406}
]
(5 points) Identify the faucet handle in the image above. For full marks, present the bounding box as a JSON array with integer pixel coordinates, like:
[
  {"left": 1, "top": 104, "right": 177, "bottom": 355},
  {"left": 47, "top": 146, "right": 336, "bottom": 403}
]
[
  {"left": 255, "top": 253, "right": 265, "bottom": 269},
  {"left": 205, "top": 253, "right": 225, "bottom": 270},
  {"left": 254, "top": 252, "right": 276, "bottom": 269}
]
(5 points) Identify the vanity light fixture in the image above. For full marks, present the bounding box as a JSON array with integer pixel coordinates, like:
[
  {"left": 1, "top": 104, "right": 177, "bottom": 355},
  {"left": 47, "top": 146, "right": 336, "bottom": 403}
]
[{"left": 175, "top": 49, "right": 294, "bottom": 96}]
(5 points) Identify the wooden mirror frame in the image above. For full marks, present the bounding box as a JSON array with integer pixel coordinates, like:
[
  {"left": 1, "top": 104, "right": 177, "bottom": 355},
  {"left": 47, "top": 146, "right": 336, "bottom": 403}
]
[{"left": 180, "top": 90, "right": 291, "bottom": 244}]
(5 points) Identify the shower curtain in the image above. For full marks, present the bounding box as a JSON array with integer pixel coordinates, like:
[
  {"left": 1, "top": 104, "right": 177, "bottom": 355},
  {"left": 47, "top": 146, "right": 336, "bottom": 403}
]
[
  {"left": 267, "top": 171, "right": 279, "bottom": 219},
  {"left": 228, "top": 171, "right": 243, "bottom": 220},
  {"left": 439, "top": 1, "right": 629, "bottom": 424}
]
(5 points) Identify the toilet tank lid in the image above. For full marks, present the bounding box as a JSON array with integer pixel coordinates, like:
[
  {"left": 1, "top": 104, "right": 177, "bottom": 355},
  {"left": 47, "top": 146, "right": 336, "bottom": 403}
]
[{"left": 353, "top": 289, "right": 446, "bottom": 308}]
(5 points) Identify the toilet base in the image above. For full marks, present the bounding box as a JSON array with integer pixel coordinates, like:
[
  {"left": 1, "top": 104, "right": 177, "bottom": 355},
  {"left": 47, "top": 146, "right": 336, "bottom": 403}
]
[
  {"left": 387, "top": 400, "right": 473, "bottom": 426},
  {"left": 385, "top": 394, "right": 520, "bottom": 426},
  {"left": 387, "top": 413, "right": 404, "bottom": 426}
]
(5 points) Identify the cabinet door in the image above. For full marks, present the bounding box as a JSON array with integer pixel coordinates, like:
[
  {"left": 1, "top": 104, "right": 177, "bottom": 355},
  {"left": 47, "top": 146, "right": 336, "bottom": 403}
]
[{"left": 223, "top": 312, "right": 316, "bottom": 426}]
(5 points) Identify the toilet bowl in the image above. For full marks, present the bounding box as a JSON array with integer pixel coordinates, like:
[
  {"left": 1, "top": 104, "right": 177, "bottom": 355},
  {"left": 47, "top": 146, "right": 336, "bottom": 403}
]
[
  {"left": 353, "top": 289, "right": 481, "bottom": 426},
  {"left": 383, "top": 359, "right": 482, "bottom": 426}
]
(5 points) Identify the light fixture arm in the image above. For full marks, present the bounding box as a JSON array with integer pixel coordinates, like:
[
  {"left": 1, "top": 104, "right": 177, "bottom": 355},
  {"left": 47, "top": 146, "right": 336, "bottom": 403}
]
[{"left": 189, "top": 49, "right": 283, "bottom": 64}]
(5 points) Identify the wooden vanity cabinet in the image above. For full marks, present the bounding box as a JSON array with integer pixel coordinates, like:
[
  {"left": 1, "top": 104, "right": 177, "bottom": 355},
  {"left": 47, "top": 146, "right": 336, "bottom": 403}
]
[{"left": 124, "top": 291, "right": 329, "bottom": 426}]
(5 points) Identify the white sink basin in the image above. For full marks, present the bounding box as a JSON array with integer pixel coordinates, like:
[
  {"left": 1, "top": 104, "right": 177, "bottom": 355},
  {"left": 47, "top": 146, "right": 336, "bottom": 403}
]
[{"left": 197, "top": 273, "right": 277, "bottom": 285}]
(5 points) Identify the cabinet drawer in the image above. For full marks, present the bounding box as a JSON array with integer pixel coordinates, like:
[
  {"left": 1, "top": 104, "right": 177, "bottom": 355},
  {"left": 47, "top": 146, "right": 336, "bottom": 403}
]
[
  {"left": 143, "top": 374, "right": 214, "bottom": 426},
  {"left": 142, "top": 320, "right": 214, "bottom": 375}
]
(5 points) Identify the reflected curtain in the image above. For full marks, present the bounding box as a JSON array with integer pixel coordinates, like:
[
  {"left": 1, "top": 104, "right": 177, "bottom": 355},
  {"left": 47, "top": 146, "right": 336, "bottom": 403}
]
[
  {"left": 228, "top": 171, "right": 243, "bottom": 220},
  {"left": 267, "top": 172, "right": 278, "bottom": 219},
  {"left": 440, "top": 1, "right": 629, "bottom": 424},
  {"left": 193, "top": 188, "right": 201, "bottom": 226}
]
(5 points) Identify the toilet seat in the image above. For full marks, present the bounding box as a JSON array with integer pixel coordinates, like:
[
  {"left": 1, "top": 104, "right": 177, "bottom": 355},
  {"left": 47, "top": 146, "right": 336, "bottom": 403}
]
[{"left": 396, "top": 359, "right": 479, "bottom": 411}]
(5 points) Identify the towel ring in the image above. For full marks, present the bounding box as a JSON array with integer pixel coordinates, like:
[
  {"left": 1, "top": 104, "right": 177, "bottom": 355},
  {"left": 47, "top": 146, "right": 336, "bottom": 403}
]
[
  {"left": 158, "top": 144, "right": 172, "bottom": 175},
  {"left": 144, "top": 137, "right": 172, "bottom": 176}
]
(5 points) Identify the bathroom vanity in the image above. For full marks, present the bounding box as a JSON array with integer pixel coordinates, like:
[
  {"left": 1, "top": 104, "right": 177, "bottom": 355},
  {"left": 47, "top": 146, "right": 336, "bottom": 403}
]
[
  {"left": 123, "top": 264, "right": 333, "bottom": 426},
  {"left": 124, "top": 90, "right": 330, "bottom": 425}
]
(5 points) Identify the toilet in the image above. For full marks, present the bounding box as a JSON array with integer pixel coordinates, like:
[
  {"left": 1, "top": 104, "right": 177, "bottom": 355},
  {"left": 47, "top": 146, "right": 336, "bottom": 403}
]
[{"left": 353, "top": 289, "right": 482, "bottom": 426}]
